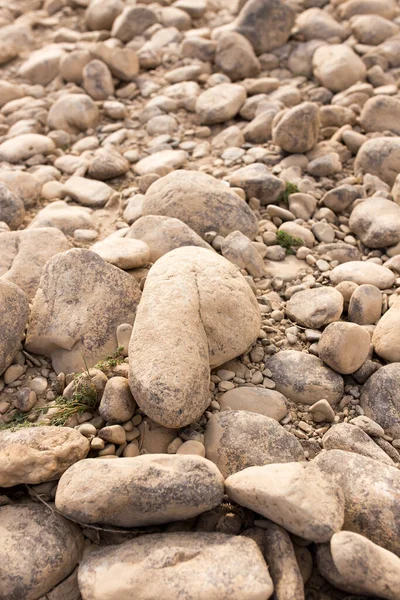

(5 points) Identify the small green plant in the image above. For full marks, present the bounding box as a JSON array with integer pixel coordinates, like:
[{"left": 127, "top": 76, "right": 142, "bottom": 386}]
[
  {"left": 278, "top": 181, "right": 300, "bottom": 205},
  {"left": 95, "top": 347, "right": 125, "bottom": 373},
  {"left": 276, "top": 230, "right": 303, "bottom": 255}
]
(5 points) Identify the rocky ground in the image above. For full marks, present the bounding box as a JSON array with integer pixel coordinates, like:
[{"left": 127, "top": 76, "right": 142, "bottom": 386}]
[{"left": 1, "top": 0, "right": 400, "bottom": 598}]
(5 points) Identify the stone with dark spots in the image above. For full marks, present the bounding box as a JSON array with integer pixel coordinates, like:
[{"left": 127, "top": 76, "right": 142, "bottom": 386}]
[
  {"left": 322, "top": 423, "right": 394, "bottom": 465},
  {"left": 78, "top": 532, "right": 274, "bottom": 600},
  {"left": 314, "top": 449, "right": 400, "bottom": 556},
  {"left": 226, "top": 163, "right": 285, "bottom": 206},
  {"left": 317, "top": 531, "right": 400, "bottom": 600},
  {"left": 204, "top": 410, "right": 304, "bottom": 477},
  {"left": 0, "top": 228, "right": 71, "bottom": 300},
  {"left": 285, "top": 287, "right": 343, "bottom": 329},
  {"left": 315, "top": 242, "right": 360, "bottom": 264},
  {"left": 360, "top": 363, "right": 400, "bottom": 437},
  {"left": 267, "top": 351, "right": 344, "bottom": 405},
  {"left": 355, "top": 137, "right": 400, "bottom": 186},
  {"left": 25, "top": 248, "right": 141, "bottom": 374},
  {"left": 0, "top": 503, "right": 84, "bottom": 600},
  {"left": 129, "top": 247, "right": 261, "bottom": 428},
  {"left": 0, "top": 426, "right": 90, "bottom": 487},
  {"left": 0, "top": 182, "right": 25, "bottom": 229},
  {"left": 0, "top": 279, "right": 29, "bottom": 376},
  {"left": 142, "top": 170, "right": 258, "bottom": 239},
  {"left": 349, "top": 197, "right": 400, "bottom": 249},
  {"left": 218, "top": 386, "right": 288, "bottom": 421},
  {"left": 55, "top": 454, "right": 224, "bottom": 527}
]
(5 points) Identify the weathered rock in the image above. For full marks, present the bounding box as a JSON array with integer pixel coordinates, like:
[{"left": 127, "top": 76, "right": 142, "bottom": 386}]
[
  {"left": 348, "top": 284, "right": 382, "bottom": 325},
  {"left": 309, "top": 399, "right": 335, "bottom": 423},
  {"left": 317, "top": 531, "right": 400, "bottom": 600},
  {"left": 0, "top": 170, "right": 41, "bottom": 209},
  {"left": 296, "top": 7, "right": 347, "bottom": 41},
  {"left": 98, "top": 377, "right": 136, "bottom": 423},
  {"left": 286, "top": 287, "right": 343, "bottom": 329},
  {"left": 230, "top": 0, "right": 295, "bottom": 55},
  {"left": 111, "top": 6, "right": 158, "bottom": 42},
  {"left": 78, "top": 532, "right": 273, "bottom": 600},
  {"left": 226, "top": 163, "right": 285, "bottom": 205},
  {"left": 0, "top": 134, "right": 55, "bottom": 163},
  {"left": 0, "top": 182, "right": 25, "bottom": 229},
  {"left": 85, "top": 0, "right": 124, "bottom": 30},
  {"left": 82, "top": 60, "right": 114, "bottom": 100},
  {"left": 221, "top": 230, "right": 265, "bottom": 277},
  {"left": 204, "top": 410, "right": 304, "bottom": 477},
  {"left": 19, "top": 46, "right": 65, "bottom": 86},
  {"left": 92, "top": 43, "right": 139, "bottom": 81},
  {"left": 56, "top": 454, "right": 224, "bottom": 527},
  {"left": 322, "top": 423, "right": 394, "bottom": 465},
  {"left": 272, "top": 102, "right": 319, "bottom": 153},
  {"left": 127, "top": 215, "right": 212, "bottom": 262},
  {"left": 195, "top": 83, "right": 246, "bottom": 124},
  {"left": 351, "top": 14, "right": 400, "bottom": 45},
  {"left": 226, "top": 461, "right": 344, "bottom": 542},
  {"left": 91, "top": 236, "right": 150, "bottom": 269},
  {"left": 0, "top": 504, "right": 84, "bottom": 600},
  {"left": 330, "top": 261, "right": 396, "bottom": 289},
  {"left": 338, "top": 0, "right": 398, "bottom": 19},
  {"left": 322, "top": 184, "right": 362, "bottom": 213},
  {"left": 267, "top": 351, "right": 344, "bottom": 405},
  {"left": 134, "top": 149, "right": 187, "bottom": 176},
  {"left": 318, "top": 321, "right": 370, "bottom": 374},
  {"left": 47, "top": 94, "right": 100, "bottom": 134},
  {"left": 129, "top": 247, "right": 261, "bottom": 428},
  {"left": 314, "top": 449, "right": 400, "bottom": 556},
  {"left": 279, "top": 222, "right": 315, "bottom": 247},
  {"left": 25, "top": 249, "right": 141, "bottom": 374},
  {"left": 28, "top": 201, "right": 94, "bottom": 235},
  {"left": 313, "top": 44, "right": 366, "bottom": 92},
  {"left": 218, "top": 387, "right": 288, "bottom": 421},
  {"left": 316, "top": 242, "right": 360, "bottom": 264},
  {"left": 142, "top": 170, "right": 258, "bottom": 239},
  {"left": 355, "top": 137, "right": 400, "bottom": 186},
  {"left": 350, "top": 197, "right": 400, "bottom": 248},
  {"left": 361, "top": 363, "right": 400, "bottom": 437},
  {"left": 60, "top": 50, "right": 91, "bottom": 84},
  {"left": 0, "top": 279, "right": 28, "bottom": 376},
  {"left": 0, "top": 426, "right": 89, "bottom": 487},
  {"left": 88, "top": 147, "right": 130, "bottom": 180},
  {"left": 215, "top": 32, "right": 260, "bottom": 81},
  {"left": 63, "top": 176, "right": 114, "bottom": 207},
  {"left": 360, "top": 95, "right": 400, "bottom": 135},
  {"left": 0, "top": 228, "right": 71, "bottom": 300}
]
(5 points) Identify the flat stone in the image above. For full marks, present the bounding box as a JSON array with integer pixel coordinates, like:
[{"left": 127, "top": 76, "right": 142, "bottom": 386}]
[
  {"left": 0, "top": 134, "right": 55, "bottom": 163},
  {"left": 286, "top": 287, "right": 343, "bottom": 329},
  {"left": 56, "top": 454, "right": 224, "bottom": 527},
  {"left": 134, "top": 149, "right": 187, "bottom": 176},
  {"left": 226, "top": 163, "right": 285, "bottom": 206},
  {"left": 91, "top": 236, "right": 150, "bottom": 269},
  {"left": 219, "top": 387, "right": 288, "bottom": 421},
  {"left": 28, "top": 201, "right": 94, "bottom": 235},
  {"left": 195, "top": 83, "right": 246, "bottom": 125},
  {"left": 63, "top": 176, "right": 114, "bottom": 207},
  {"left": 330, "top": 261, "right": 396, "bottom": 289}
]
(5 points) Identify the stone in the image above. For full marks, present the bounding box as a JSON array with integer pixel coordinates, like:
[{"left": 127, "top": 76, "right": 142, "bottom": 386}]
[
  {"left": 318, "top": 321, "right": 371, "bottom": 374},
  {"left": 195, "top": 83, "right": 246, "bottom": 125},
  {"left": 0, "top": 504, "right": 84, "bottom": 600},
  {"left": 91, "top": 236, "right": 150, "bottom": 269},
  {"left": 111, "top": 6, "right": 158, "bottom": 42},
  {"left": 348, "top": 284, "right": 382, "bottom": 325},
  {"left": 312, "top": 45, "right": 366, "bottom": 92},
  {"left": 288, "top": 193, "right": 317, "bottom": 220},
  {"left": 85, "top": 0, "right": 124, "bottom": 30},
  {"left": 355, "top": 137, "right": 400, "bottom": 186},
  {"left": 99, "top": 376, "right": 136, "bottom": 424},
  {"left": 60, "top": 50, "right": 91, "bottom": 84},
  {"left": 286, "top": 287, "right": 343, "bottom": 329},
  {"left": 221, "top": 230, "right": 265, "bottom": 277},
  {"left": 296, "top": 7, "right": 347, "bottom": 41},
  {"left": 279, "top": 222, "right": 315, "bottom": 247},
  {"left": 218, "top": 387, "right": 288, "bottom": 421},
  {"left": 0, "top": 228, "right": 71, "bottom": 300},
  {"left": 360, "top": 95, "right": 400, "bottom": 135},
  {"left": 229, "top": 0, "right": 295, "bottom": 55},
  {"left": 129, "top": 247, "right": 261, "bottom": 428},
  {"left": 338, "top": 0, "right": 398, "bottom": 19},
  {"left": 272, "top": 102, "right": 319, "bottom": 154},
  {"left": 142, "top": 170, "right": 258, "bottom": 239},
  {"left": 267, "top": 351, "right": 344, "bottom": 405},
  {"left": 309, "top": 399, "right": 335, "bottom": 423},
  {"left": 47, "top": 94, "right": 100, "bottom": 134},
  {"left": 116, "top": 323, "right": 132, "bottom": 357},
  {"left": 92, "top": 44, "right": 139, "bottom": 81},
  {"left": 78, "top": 532, "right": 273, "bottom": 600},
  {"left": 0, "top": 182, "right": 25, "bottom": 229},
  {"left": 19, "top": 46, "right": 65, "bottom": 86},
  {"left": 0, "top": 426, "right": 89, "bottom": 487},
  {"left": 322, "top": 423, "right": 394, "bottom": 465},
  {"left": 176, "top": 440, "right": 205, "bottom": 457},
  {"left": 63, "top": 176, "right": 114, "bottom": 207},
  {"left": 330, "top": 261, "right": 396, "bottom": 289},
  {"left": 0, "top": 81, "right": 23, "bottom": 108},
  {"left": 127, "top": 215, "right": 212, "bottom": 262},
  {"left": 0, "top": 134, "right": 55, "bottom": 163},
  {"left": 373, "top": 300, "right": 400, "bottom": 363},
  {"left": 28, "top": 201, "right": 94, "bottom": 235},
  {"left": 314, "top": 449, "right": 400, "bottom": 556},
  {"left": 134, "top": 150, "right": 187, "bottom": 176},
  {"left": 0, "top": 280, "right": 28, "bottom": 376},
  {"left": 361, "top": 363, "right": 400, "bottom": 437},
  {"left": 215, "top": 32, "right": 260, "bottom": 82},
  {"left": 322, "top": 184, "right": 362, "bottom": 213},
  {"left": 317, "top": 530, "right": 400, "bottom": 600},
  {"left": 350, "top": 197, "right": 400, "bottom": 248},
  {"left": 204, "top": 410, "right": 304, "bottom": 477},
  {"left": 25, "top": 249, "right": 141, "bottom": 374},
  {"left": 0, "top": 170, "right": 41, "bottom": 209},
  {"left": 82, "top": 60, "right": 114, "bottom": 100},
  {"left": 226, "top": 163, "right": 285, "bottom": 205},
  {"left": 98, "top": 424, "right": 126, "bottom": 445},
  {"left": 56, "top": 454, "right": 224, "bottom": 527},
  {"left": 307, "top": 152, "right": 342, "bottom": 177},
  {"left": 88, "top": 147, "right": 130, "bottom": 181},
  {"left": 226, "top": 461, "right": 344, "bottom": 542}
]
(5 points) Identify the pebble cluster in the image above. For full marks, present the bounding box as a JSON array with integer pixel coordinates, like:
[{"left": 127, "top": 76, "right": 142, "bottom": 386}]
[{"left": 1, "top": 0, "right": 400, "bottom": 598}]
